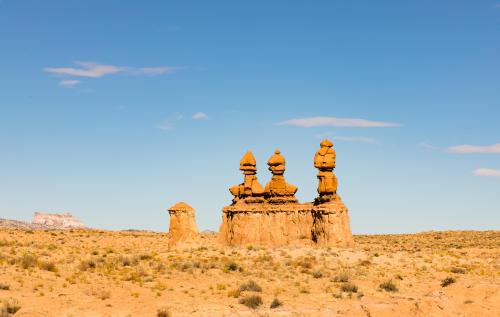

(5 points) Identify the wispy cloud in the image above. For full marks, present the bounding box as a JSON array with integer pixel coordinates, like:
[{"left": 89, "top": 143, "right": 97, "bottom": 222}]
[
  {"left": 418, "top": 142, "right": 441, "bottom": 151},
  {"left": 448, "top": 143, "right": 500, "bottom": 154},
  {"left": 44, "top": 61, "right": 178, "bottom": 78},
  {"left": 315, "top": 133, "right": 377, "bottom": 144},
  {"left": 156, "top": 121, "right": 174, "bottom": 130},
  {"left": 192, "top": 112, "right": 209, "bottom": 120},
  {"left": 156, "top": 113, "right": 183, "bottom": 130},
  {"left": 333, "top": 136, "right": 377, "bottom": 144},
  {"left": 277, "top": 116, "right": 401, "bottom": 128},
  {"left": 59, "top": 79, "right": 80, "bottom": 87},
  {"left": 473, "top": 168, "right": 500, "bottom": 177}
]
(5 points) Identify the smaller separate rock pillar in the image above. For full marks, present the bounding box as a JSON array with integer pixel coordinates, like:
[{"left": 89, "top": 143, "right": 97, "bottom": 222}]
[{"left": 168, "top": 202, "right": 200, "bottom": 249}]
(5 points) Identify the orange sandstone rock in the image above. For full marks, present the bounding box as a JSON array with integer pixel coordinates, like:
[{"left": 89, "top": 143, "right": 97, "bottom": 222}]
[
  {"left": 314, "top": 139, "right": 339, "bottom": 203},
  {"left": 168, "top": 202, "right": 200, "bottom": 249},
  {"left": 264, "top": 149, "right": 298, "bottom": 204},
  {"left": 218, "top": 141, "right": 353, "bottom": 247},
  {"left": 229, "top": 151, "right": 265, "bottom": 204}
]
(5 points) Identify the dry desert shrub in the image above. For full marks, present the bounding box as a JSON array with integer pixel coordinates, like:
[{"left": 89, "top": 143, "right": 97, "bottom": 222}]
[
  {"left": 270, "top": 298, "right": 283, "bottom": 309},
  {"left": 0, "top": 283, "right": 9, "bottom": 290},
  {"left": 379, "top": 280, "right": 398, "bottom": 292},
  {"left": 17, "top": 252, "right": 37, "bottom": 269},
  {"left": 340, "top": 282, "right": 358, "bottom": 293},
  {"left": 441, "top": 276, "right": 456, "bottom": 287},
  {"left": 450, "top": 267, "right": 466, "bottom": 274},
  {"left": 38, "top": 260, "right": 58, "bottom": 272},
  {"left": 79, "top": 258, "right": 97, "bottom": 271},
  {"left": 223, "top": 261, "right": 239, "bottom": 272},
  {"left": 239, "top": 280, "right": 262, "bottom": 292},
  {"left": 312, "top": 270, "right": 323, "bottom": 279},
  {"left": 0, "top": 298, "right": 21, "bottom": 316},
  {"left": 239, "top": 295, "right": 263, "bottom": 309},
  {"left": 332, "top": 271, "right": 350, "bottom": 283},
  {"left": 157, "top": 307, "right": 171, "bottom": 317},
  {"left": 227, "top": 288, "right": 241, "bottom": 298}
]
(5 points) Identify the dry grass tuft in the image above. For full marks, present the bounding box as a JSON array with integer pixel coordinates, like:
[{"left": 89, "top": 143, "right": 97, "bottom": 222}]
[
  {"left": 379, "top": 280, "right": 398, "bottom": 292},
  {"left": 239, "top": 295, "right": 262, "bottom": 309}
]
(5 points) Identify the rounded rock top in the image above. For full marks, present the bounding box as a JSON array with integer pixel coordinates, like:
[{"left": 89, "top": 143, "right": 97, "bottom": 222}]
[
  {"left": 168, "top": 202, "right": 194, "bottom": 212},
  {"left": 320, "top": 139, "right": 333, "bottom": 147},
  {"left": 268, "top": 149, "right": 285, "bottom": 165}
]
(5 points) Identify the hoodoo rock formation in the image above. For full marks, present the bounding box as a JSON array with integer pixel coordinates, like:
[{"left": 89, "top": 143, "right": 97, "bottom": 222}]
[
  {"left": 218, "top": 140, "right": 353, "bottom": 247},
  {"left": 32, "top": 212, "right": 85, "bottom": 229},
  {"left": 229, "top": 151, "right": 265, "bottom": 204},
  {"left": 168, "top": 202, "right": 200, "bottom": 249},
  {"left": 264, "top": 150, "right": 298, "bottom": 204}
]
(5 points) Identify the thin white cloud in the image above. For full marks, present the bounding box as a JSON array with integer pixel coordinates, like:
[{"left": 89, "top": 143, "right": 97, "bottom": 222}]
[
  {"left": 192, "top": 112, "right": 209, "bottom": 120},
  {"left": 277, "top": 116, "right": 401, "bottom": 128},
  {"left": 59, "top": 79, "right": 80, "bottom": 87},
  {"left": 44, "top": 61, "right": 178, "bottom": 78},
  {"left": 473, "top": 168, "right": 500, "bottom": 177},
  {"left": 448, "top": 144, "right": 500, "bottom": 154},
  {"left": 124, "top": 66, "right": 178, "bottom": 76},
  {"left": 316, "top": 133, "right": 377, "bottom": 144},
  {"left": 156, "top": 112, "right": 183, "bottom": 130},
  {"left": 332, "top": 136, "right": 377, "bottom": 144},
  {"left": 418, "top": 142, "right": 441, "bottom": 151},
  {"left": 45, "top": 62, "right": 120, "bottom": 78},
  {"left": 156, "top": 121, "right": 173, "bottom": 130}
]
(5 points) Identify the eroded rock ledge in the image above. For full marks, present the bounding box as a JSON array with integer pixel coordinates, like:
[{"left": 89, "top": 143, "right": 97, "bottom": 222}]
[{"left": 218, "top": 200, "right": 352, "bottom": 247}]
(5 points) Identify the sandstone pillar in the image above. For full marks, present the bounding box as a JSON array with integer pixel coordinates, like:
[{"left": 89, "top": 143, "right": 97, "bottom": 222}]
[{"left": 168, "top": 202, "right": 200, "bottom": 249}]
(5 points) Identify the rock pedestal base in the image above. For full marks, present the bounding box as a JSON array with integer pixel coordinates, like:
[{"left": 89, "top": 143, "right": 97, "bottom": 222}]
[{"left": 217, "top": 200, "right": 353, "bottom": 247}]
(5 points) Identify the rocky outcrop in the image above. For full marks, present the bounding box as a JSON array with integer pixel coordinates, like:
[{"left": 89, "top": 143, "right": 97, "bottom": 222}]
[
  {"left": 168, "top": 202, "right": 200, "bottom": 249},
  {"left": 218, "top": 200, "right": 352, "bottom": 247},
  {"left": 32, "top": 212, "right": 85, "bottom": 229},
  {"left": 218, "top": 140, "right": 353, "bottom": 247},
  {"left": 0, "top": 218, "right": 53, "bottom": 230},
  {"left": 0, "top": 212, "right": 86, "bottom": 230}
]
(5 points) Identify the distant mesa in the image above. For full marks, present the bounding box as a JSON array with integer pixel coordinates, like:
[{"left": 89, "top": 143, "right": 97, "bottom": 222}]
[
  {"left": 0, "top": 212, "right": 86, "bottom": 230},
  {"left": 32, "top": 212, "right": 86, "bottom": 229}
]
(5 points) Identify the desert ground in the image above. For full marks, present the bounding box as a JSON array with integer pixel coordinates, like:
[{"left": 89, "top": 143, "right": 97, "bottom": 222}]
[{"left": 0, "top": 229, "right": 498, "bottom": 317}]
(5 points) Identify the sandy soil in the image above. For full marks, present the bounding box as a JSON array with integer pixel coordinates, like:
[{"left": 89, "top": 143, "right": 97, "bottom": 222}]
[{"left": 0, "top": 229, "right": 498, "bottom": 317}]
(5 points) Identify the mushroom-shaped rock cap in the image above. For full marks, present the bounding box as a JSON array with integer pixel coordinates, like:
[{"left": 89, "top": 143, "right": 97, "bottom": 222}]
[
  {"left": 240, "top": 151, "right": 257, "bottom": 167},
  {"left": 168, "top": 202, "right": 194, "bottom": 212},
  {"left": 320, "top": 139, "right": 333, "bottom": 147},
  {"left": 268, "top": 149, "right": 286, "bottom": 166}
]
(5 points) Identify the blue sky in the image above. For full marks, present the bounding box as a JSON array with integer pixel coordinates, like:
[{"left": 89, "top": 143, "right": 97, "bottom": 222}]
[{"left": 1, "top": 0, "right": 499, "bottom": 233}]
